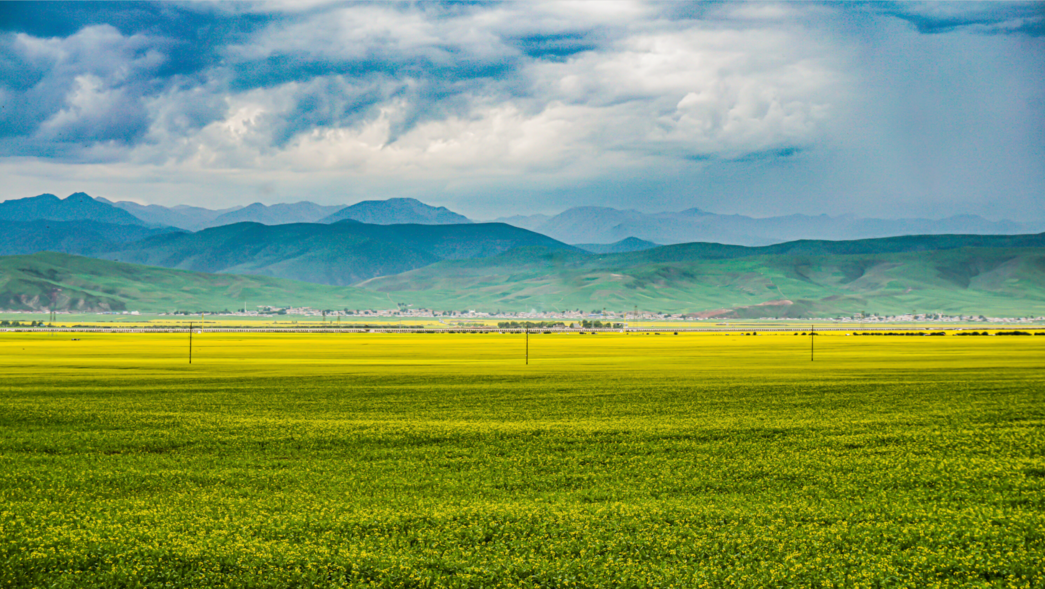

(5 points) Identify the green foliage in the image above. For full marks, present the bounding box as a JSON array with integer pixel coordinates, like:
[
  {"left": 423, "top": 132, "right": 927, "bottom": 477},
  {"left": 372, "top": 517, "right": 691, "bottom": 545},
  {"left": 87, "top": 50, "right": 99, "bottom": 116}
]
[
  {"left": 497, "top": 321, "right": 566, "bottom": 328},
  {"left": 0, "top": 332, "right": 1043, "bottom": 587}
]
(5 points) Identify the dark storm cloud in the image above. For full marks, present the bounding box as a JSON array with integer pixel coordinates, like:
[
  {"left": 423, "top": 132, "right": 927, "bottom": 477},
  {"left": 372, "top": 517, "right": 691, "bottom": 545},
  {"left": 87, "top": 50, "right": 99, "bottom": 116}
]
[
  {"left": 874, "top": 1, "right": 1045, "bottom": 36},
  {"left": 508, "top": 32, "right": 599, "bottom": 61},
  {"left": 0, "top": 24, "right": 163, "bottom": 156},
  {"left": 0, "top": 3, "right": 257, "bottom": 157},
  {"left": 0, "top": 1, "right": 544, "bottom": 157}
]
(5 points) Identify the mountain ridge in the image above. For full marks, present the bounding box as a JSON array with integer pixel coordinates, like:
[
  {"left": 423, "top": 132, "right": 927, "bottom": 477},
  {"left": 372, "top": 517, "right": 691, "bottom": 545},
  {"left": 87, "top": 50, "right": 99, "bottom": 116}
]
[
  {"left": 360, "top": 238, "right": 1045, "bottom": 317},
  {"left": 99, "top": 221, "right": 577, "bottom": 286},
  {"left": 320, "top": 198, "right": 472, "bottom": 225},
  {"left": 496, "top": 207, "right": 1044, "bottom": 246},
  {"left": 1, "top": 193, "right": 148, "bottom": 226}
]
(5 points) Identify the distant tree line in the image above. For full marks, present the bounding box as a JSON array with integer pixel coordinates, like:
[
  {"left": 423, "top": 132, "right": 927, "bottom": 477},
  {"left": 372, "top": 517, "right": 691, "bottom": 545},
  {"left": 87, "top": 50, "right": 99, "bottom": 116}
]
[
  {"left": 497, "top": 321, "right": 566, "bottom": 328},
  {"left": 852, "top": 332, "right": 945, "bottom": 336},
  {"left": 956, "top": 330, "right": 1041, "bottom": 336}
]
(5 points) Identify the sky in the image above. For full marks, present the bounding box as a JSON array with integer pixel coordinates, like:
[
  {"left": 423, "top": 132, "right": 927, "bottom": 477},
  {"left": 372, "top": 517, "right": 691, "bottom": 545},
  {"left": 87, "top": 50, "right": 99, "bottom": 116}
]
[{"left": 0, "top": 1, "right": 1042, "bottom": 221}]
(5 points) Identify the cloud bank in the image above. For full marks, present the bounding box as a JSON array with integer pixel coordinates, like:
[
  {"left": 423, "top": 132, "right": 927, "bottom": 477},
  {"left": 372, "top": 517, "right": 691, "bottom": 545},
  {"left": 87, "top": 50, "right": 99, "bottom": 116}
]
[{"left": 0, "top": 1, "right": 1042, "bottom": 220}]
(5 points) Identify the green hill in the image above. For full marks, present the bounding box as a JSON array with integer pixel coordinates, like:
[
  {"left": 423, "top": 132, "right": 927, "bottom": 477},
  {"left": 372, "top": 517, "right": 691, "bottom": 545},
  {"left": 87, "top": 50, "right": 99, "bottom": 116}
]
[
  {"left": 0, "top": 252, "right": 389, "bottom": 313},
  {"left": 0, "top": 220, "right": 180, "bottom": 257},
  {"left": 576, "top": 237, "right": 660, "bottom": 254},
  {"left": 4, "top": 233, "right": 1044, "bottom": 317},
  {"left": 359, "top": 241, "right": 1045, "bottom": 317},
  {"left": 103, "top": 221, "right": 577, "bottom": 285},
  {"left": 319, "top": 198, "right": 472, "bottom": 224}
]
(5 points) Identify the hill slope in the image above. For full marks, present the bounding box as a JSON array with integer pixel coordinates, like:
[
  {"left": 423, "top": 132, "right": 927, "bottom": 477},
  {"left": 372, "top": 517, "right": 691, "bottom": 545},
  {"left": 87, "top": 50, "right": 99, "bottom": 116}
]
[
  {"left": 0, "top": 193, "right": 147, "bottom": 226},
  {"left": 0, "top": 221, "right": 180, "bottom": 257},
  {"left": 321, "top": 198, "right": 471, "bottom": 225},
  {"left": 0, "top": 252, "right": 389, "bottom": 313},
  {"left": 576, "top": 237, "right": 660, "bottom": 254},
  {"left": 360, "top": 235, "right": 1045, "bottom": 317},
  {"left": 103, "top": 221, "right": 577, "bottom": 286}
]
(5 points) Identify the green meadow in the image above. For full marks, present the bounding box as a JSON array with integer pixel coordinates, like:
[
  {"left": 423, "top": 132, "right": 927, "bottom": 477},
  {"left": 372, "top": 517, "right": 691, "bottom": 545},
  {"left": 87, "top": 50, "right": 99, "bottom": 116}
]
[{"left": 1, "top": 332, "right": 1043, "bottom": 588}]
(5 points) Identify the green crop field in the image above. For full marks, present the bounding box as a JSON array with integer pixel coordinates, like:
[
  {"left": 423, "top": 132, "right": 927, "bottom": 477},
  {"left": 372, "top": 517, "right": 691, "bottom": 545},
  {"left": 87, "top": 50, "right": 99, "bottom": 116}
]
[{"left": 1, "top": 332, "right": 1043, "bottom": 588}]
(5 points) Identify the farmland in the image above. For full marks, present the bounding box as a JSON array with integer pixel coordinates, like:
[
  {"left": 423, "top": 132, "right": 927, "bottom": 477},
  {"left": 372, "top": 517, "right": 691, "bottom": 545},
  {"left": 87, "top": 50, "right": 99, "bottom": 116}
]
[{"left": 1, "top": 332, "right": 1043, "bottom": 588}]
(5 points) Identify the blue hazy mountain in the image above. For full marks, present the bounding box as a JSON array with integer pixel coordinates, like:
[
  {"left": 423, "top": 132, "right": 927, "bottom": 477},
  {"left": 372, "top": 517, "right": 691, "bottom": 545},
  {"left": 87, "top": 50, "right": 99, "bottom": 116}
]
[
  {"left": 208, "top": 202, "right": 344, "bottom": 227},
  {"left": 97, "top": 196, "right": 472, "bottom": 229},
  {"left": 321, "top": 198, "right": 472, "bottom": 225},
  {"left": 576, "top": 237, "right": 660, "bottom": 254},
  {"left": 101, "top": 221, "right": 576, "bottom": 286},
  {"left": 496, "top": 207, "right": 1045, "bottom": 247},
  {"left": 0, "top": 220, "right": 179, "bottom": 257},
  {"left": 98, "top": 198, "right": 243, "bottom": 231},
  {"left": 0, "top": 193, "right": 147, "bottom": 226}
]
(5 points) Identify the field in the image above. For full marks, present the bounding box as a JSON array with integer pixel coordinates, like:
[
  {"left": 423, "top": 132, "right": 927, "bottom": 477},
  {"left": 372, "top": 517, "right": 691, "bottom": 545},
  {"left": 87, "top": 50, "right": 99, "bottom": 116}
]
[{"left": 1, "top": 332, "right": 1043, "bottom": 588}]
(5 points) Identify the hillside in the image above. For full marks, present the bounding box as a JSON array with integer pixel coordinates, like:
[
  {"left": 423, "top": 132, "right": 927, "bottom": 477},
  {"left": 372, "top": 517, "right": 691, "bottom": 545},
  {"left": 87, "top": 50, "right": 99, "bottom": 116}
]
[
  {"left": 0, "top": 252, "right": 389, "bottom": 313},
  {"left": 321, "top": 198, "right": 471, "bottom": 225},
  {"left": 0, "top": 193, "right": 147, "bottom": 226},
  {"left": 576, "top": 237, "right": 660, "bottom": 254},
  {"left": 0, "top": 221, "right": 179, "bottom": 257},
  {"left": 101, "top": 221, "right": 577, "bottom": 286},
  {"left": 360, "top": 236, "right": 1045, "bottom": 317}
]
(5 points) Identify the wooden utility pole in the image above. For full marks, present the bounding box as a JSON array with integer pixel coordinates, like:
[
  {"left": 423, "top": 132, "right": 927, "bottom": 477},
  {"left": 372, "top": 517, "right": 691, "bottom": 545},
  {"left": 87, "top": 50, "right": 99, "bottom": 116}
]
[
  {"left": 811, "top": 324, "right": 814, "bottom": 362},
  {"left": 189, "top": 321, "right": 193, "bottom": 364},
  {"left": 525, "top": 328, "right": 529, "bottom": 365}
]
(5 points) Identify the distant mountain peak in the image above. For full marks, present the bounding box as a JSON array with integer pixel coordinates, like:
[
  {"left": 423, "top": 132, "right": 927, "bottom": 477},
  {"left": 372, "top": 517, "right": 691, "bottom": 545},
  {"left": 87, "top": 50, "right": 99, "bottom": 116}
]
[
  {"left": 575, "top": 236, "right": 660, "bottom": 254},
  {"left": 0, "top": 192, "right": 146, "bottom": 226},
  {"left": 320, "top": 198, "right": 472, "bottom": 225}
]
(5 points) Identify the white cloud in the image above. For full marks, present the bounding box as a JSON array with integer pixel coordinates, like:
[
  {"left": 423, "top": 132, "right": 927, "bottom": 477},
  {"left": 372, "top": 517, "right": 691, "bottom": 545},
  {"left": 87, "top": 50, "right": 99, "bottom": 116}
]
[
  {"left": 112, "top": 6, "right": 838, "bottom": 185},
  {"left": 2, "top": 1, "right": 1040, "bottom": 220}
]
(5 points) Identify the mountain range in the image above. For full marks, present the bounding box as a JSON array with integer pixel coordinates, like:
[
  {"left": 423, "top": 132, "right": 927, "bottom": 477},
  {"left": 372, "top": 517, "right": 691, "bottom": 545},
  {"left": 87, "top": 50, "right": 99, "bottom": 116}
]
[
  {"left": 5, "top": 192, "right": 1042, "bottom": 247},
  {"left": 94, "top": 195, "right": 472, "bottom": 230},
  {"left": 5, "top": 233, "right": 1043, "bottom": 317},
  {"left": 0, "top": 220, "right": 179, "bottom": 257},
  {"left": 320, "top": 198, "right": 471, "bottom": 225},
  {"left": 361, "top": 235, "right": 1045, "bottom": 317},
  {"left": 495, "top": 207, "right": 1044, "bottom": 247},
  {"left": 1, "top": 193, "right": 147, "bottom": 226},
  {"left": 98, "top": 221, "right": 576, "bottom": 286},
  {"left": 1, "top": 191, "right": 1044, "bottom": 317}
]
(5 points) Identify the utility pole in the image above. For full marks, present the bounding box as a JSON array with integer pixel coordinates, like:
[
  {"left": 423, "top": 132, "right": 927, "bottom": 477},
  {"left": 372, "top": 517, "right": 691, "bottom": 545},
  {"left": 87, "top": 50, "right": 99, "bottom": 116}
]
[
  {"left": 525, "top": 328, "right": 529, "bottom": 365},
  {"left": 189, "top": 321, "right": 193, "bottom": 365},
  {"left": 811, "top": 324, "right": 814, "bottom": 362}
]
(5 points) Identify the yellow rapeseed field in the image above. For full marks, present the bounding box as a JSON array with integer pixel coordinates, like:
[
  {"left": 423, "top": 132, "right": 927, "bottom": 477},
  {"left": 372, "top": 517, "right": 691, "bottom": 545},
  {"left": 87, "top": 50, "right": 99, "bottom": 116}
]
[{"left": 1, "top": 331, "right": 1043, "bottom": 588}]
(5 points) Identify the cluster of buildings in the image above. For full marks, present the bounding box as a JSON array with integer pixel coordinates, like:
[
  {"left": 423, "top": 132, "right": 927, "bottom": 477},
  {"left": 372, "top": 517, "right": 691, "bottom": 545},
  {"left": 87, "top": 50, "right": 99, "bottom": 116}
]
[
  {"left": 836, "top": 313, "right": 1045, "bottom": 324},
  {"left": 22, "top": 307, "right": 1042, "bottom": 324}
]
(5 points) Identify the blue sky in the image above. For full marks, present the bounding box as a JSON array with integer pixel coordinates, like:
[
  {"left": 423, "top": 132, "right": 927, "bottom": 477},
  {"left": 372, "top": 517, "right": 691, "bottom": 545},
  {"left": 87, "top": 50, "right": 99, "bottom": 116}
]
[{"left": 0, "top": 1, "right": 1042, "bottom": 220}]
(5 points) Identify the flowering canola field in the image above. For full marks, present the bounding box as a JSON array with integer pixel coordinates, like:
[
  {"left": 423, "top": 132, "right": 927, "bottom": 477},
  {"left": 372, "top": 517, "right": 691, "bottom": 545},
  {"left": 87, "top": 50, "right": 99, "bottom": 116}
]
[{"left": 0, "top": 332, "right": 1043, "bottom": 588}]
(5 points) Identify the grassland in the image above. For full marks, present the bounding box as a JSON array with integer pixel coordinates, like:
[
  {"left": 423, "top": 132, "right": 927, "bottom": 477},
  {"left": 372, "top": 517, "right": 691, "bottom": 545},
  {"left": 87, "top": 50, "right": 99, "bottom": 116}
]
[
  {"left": 1, "top": 332, "right": 1043, "bottom": 587},
  {"left": 362, "top": 245, "right": 1045, "bottom": 317},
  {"left": 0, "top": 252, "right": 390, "bottom": 313}
]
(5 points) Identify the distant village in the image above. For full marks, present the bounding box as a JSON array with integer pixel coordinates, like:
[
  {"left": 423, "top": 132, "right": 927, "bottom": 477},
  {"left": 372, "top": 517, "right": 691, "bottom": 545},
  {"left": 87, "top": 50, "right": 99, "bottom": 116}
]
[
  {"left": 154, "top": 306, "right": 1045, "bottom": 324},
  {"left": 6, "top": 306, "right": 1044, "bottom": 324}
]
